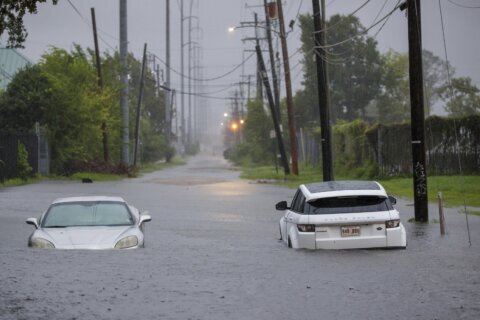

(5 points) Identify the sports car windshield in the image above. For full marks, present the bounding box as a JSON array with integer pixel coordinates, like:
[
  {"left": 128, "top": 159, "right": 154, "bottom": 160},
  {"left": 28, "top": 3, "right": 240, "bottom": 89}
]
[
  {"left": 305, "top": 196, "right": 392, "bottom": 215},
  {"left": 42, "top": 201, "right": 134, "bottom": 227}
]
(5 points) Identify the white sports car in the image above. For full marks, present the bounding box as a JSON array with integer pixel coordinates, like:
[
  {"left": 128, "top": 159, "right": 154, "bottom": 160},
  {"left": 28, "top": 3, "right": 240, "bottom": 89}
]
[
  {"left": 26, "top": 196, "right": 152, "bottom": 249},
  {"left": 276, "top": 181, "right": 406, "bottom": 249}
]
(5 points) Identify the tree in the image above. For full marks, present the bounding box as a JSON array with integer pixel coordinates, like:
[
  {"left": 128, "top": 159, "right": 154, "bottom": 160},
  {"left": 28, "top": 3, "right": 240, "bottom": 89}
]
[
  {"left": 375, "top": 50, "right": 410, "bottom": 124},
  {"left": 440, "top": 77, "right": 480, "bottom": 116},
  {"left": 0, "top": 64, "right": 53, "bottom": 131},
  {"left": 228, "top": 99, "right": 273, "bottom": 166},
  {"left": 297, "top": 14, "right": 383, "bottom": 125},
  {"left": 101, "top": 51, "right": 168, "bottom": 163},
  {"left": 0, "top": 0, "right": 58, "bottom": 48},
  {"left": 422, "top": 49, "right": 454, "bottom": 116}
]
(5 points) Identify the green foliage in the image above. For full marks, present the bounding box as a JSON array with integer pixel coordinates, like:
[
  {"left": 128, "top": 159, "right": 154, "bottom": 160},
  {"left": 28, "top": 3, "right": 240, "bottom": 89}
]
[
  {"left": 101, "top": 51, "right": 168, "bottom": 163},
  {"left": 0, "top": 0, "right": 58, "bottom": 48},
  {"left": 16, "top": 141, "right": 32, "bottom": 180},
  {"left": 38, "top": 46, "right": 112, "bottom": 172},
  {"left": 297, "top": 14, "right": 383, "bottom": 125},
  {"left": 0, "top": 44, "right": 171, "bottom": 175},
  {"left": 227, "top": 99, "right": 275, "bottom": 166},
  {"left": 375, "top": 50, "right": 410, "bottom": 124},
  {"left": 331, "top": 119, "right": 377, "bottom": 178},
  {"left": 0, "top": 64, "right": 53, "bottom": 132},
  {"left": 439, "top": 77, "right": 480, "bottom": 116}
]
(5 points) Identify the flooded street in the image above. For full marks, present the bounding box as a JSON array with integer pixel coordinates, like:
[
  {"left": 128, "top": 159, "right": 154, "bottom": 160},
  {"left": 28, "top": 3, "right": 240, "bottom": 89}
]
[{"left": 1, "top": 155, "right": 479, "bottom": 320}]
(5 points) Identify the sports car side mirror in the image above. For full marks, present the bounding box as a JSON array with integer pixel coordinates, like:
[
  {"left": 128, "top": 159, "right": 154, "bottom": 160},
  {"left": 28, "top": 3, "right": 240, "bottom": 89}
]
[
  {"left": 388, "top": 196, "right": 397, "bottom": 205},
  {"left": 275, "top": 201, "right": 289, "bottom": 211},
  {"left": 26, "top": 218, "right": 39, "bottom": 229},
  {"left": 139, "top": 214, "right": 152, "bottom": 225}
]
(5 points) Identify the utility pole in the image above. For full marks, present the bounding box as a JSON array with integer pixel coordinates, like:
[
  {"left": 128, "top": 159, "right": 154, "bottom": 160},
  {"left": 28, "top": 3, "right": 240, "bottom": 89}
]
[
  {"left": 187, "top": 0, "right": 194, "bottom": 148},
  {"left": 133, "top": 43, "right": 147, "bottom": 166},
  {"left": 165, "top": 0, "right": 172, "bottom": 160},
  {"left": 91, "top": 7, "right": 109, "bottom": 163},
  {"left": 254, "top": 13, "right": 263, "bottom": 101},
  {"left": 256, "top": 44, "right": 290, "bottom": 175},
  {"left": 263, "top": 0, "right": 281, "bottom": 122},
  {"left": 119, "top": 0, "right": 129, "bottom": 164},
  {"left": 277, "top": 0, "right": 299, "bottom": 175},
  {"left": 407, "top": 0, "right": 428, "bottom": 222},
  {"left": 312, "top": 0, "right": 333, "bottom": 181},
  {"left": 180, "top": 0, "right": 185, "bottom": 151}
]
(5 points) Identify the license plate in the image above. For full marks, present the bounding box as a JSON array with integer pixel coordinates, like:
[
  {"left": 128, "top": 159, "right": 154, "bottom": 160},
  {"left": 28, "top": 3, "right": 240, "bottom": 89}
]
[{"left": 341, "top": 226, "right": 361, "bottom": 237}]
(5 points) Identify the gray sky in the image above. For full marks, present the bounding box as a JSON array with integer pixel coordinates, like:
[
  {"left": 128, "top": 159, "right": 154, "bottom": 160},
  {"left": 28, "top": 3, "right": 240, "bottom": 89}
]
[{"left": 7, "top": 0, "right": 480, "bottom": 128}]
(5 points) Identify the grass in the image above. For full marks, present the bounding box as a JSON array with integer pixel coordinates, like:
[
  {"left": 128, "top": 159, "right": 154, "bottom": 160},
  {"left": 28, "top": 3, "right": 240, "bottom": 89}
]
[
  {"left": 240, "top": 165, "right": 480, "bottom": 208},
  {"left": 379, "top": 176, "right": 480, "bottom": 208},
  {"left": 0, "top": 177, "right": 42, "bottom": 188},
  {"left": 0, "top": 157, "right": 187, "bottom": 188}
]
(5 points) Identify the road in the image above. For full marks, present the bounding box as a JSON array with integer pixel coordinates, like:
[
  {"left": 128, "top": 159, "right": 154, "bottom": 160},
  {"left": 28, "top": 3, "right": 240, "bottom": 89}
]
[{"left": 1, "top": 154, "right": 479, "bottom": 320}]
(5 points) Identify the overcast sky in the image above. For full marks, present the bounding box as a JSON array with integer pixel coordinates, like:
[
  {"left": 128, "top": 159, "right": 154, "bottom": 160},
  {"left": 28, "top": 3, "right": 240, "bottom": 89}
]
[{"left": 6, "top": 0, "right": 480, "bottom": 130}]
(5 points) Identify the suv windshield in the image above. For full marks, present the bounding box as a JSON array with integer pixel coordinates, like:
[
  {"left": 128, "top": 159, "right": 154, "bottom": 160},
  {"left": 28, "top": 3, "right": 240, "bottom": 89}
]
[
  {"left": 305, "top": 196, "right": 392, "bottom": 215},
  {"left": 42, "top": 201, "right": 134, "bottom": 227}
]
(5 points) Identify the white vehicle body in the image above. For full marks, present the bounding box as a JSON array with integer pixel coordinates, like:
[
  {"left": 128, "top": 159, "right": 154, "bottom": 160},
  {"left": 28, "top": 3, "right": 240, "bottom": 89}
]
[
  {"left": 26, "top": 196, "right": 151, "bottom": 250},
  {"left": 277, "top": 181, "right": 406, "bottom": 250}
]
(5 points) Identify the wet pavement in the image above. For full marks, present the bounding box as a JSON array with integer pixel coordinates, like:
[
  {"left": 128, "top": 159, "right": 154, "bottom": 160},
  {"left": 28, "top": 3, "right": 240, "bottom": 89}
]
[{"left": 1, "top": 154, "right": 479, "bottom": 320}]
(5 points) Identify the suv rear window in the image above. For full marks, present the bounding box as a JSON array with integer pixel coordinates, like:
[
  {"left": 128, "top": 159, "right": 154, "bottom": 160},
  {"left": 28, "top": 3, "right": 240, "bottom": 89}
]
[{"left": 305, "top": 196, "right": 392, "bottom": 215}]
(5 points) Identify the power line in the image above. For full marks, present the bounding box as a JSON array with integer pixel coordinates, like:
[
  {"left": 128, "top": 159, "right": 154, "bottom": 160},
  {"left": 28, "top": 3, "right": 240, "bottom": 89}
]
[
  {"left": 66, "top": 0, "right": 116, "bottom": 51},
  {"left": 149, "top": 51, "right": 255, "bottom": 82},
  {"left": 313, "top": 2, "right": 402, "bottom": 50},
  {"left": 313, "top": 0, "right": 372, "bottom": 35},
  {"left": 448, "top": 0, "right": 480, "bottom": 8}
]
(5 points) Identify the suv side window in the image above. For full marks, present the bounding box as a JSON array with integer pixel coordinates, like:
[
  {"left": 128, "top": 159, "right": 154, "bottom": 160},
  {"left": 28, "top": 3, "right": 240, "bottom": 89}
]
[
  {"left": 291, "top": 189, "right": 306, "bottom": 214},
  {"left": 290, "top": 189, "right": 301, "bottom": 210}
]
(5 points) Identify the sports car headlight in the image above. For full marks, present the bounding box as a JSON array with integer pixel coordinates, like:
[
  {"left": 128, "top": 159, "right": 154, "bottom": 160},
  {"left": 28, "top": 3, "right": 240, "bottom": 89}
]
[
  {"left": 386, "top": 220, "right": 400, "bottom": 229},
  {"left": 31, "top": 238, "right": 55, "bottom": 249},
  {"left": 115, "top": 236, "right": 138, "bottom": 249}
]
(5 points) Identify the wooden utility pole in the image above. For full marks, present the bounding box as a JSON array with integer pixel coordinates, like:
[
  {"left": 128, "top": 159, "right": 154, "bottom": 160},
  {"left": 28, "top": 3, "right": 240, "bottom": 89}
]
[
  {"left": 119, "top": 0, "right": 129, "bottom": 164},
  {"left": 165, "top": 0, "right": 172, "bottom": 160},
  {"left": 263, "top": 0, "right": 280, "bottom": 122},
  {"left": 277, "top": 0, "right": 299, "bottom": 175},
  {"left": 256, "top": 44, "right": 290, "bottom": 175},
  {"left": 91, "top": 7, "right": 109, "bottom": 163},
  {"left": 312, "top": 0, "right": 333, "bottom": 181},
  {"left": 254, "top": 13, "right": 263, "bottom": 101},
  {"left": 133, "top": 43, "right": 147, "bottom": 166},
  {"left": 407, "top": 0, "right": 428, "bottom": 222}
]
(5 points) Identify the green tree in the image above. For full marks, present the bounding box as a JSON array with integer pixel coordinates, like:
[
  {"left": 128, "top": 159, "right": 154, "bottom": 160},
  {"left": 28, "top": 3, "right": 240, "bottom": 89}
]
[
  {"left": 0, "top": 64, "right": 53, "bottom": 131},
  {"left": 297, "top": 14, "right": 383, "bottom": 124},
  {"left": 440, "top": 77, "right": 480, "bottom": 116},
  {"left": 422, "top": 49, "right": 453, "bottom": 116},
  {"left": 38, "top": 46, "right": 116, "bottom": 172},
  {"left": 101, "top": 51, "right": 168, "bottom": 163},
  {"left": 0, "top": 0, "right": 58, "bottom": 48},
  {"left": 229, "top": 99, "right": 273, "bottom": 165},
  {"left": 17, "top": 141, "right": 32, "bottom": 180},
  {"left": 375, "top": 50, "right": 410, "bottom": 124}
]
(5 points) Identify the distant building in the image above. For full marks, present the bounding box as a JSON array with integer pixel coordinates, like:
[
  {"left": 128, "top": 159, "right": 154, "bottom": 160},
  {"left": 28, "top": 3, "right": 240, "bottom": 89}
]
[{"left": 0, "top": 48, "right": 31, "bottom": 91}]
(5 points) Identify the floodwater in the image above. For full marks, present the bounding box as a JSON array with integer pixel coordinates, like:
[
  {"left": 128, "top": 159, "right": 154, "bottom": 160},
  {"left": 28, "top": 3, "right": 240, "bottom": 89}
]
[{"left": 1, "top": 155, "right": 479, "bottom": 319}]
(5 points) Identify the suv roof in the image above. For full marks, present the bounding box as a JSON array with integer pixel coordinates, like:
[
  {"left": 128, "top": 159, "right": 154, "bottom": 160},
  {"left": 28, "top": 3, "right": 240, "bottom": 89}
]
[{"left": 301, "top": 181, "right": 387, "bottom": 202}]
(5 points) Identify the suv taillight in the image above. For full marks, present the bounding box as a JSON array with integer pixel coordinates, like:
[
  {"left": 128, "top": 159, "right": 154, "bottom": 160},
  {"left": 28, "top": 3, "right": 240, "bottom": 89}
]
[
  {"left": 386, "top": 220, "right": 400, "bottom": 229},
  {"left": 297, "top": 224, "right": 315, "bottom": 232}
]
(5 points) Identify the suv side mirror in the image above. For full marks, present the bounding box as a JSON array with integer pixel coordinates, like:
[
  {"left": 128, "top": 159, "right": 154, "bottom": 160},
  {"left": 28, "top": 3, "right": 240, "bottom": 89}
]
[
  {"left": 275, "top": 201, "right": 288, "bottom": 211},
  {"left": 388, "top": 196, "right": 397, "bottom": 205}
]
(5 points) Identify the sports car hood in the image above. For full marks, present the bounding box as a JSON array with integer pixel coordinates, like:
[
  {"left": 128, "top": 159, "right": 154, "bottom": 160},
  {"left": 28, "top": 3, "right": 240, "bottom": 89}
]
[{"left": 39, "top": 226, "right": 134, "bottom": 249}]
